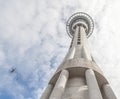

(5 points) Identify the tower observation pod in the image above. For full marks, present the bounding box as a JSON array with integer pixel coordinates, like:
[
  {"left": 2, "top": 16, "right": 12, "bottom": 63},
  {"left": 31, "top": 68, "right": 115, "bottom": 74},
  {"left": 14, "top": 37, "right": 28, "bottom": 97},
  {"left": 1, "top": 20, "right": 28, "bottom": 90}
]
[{"left": 40, "top": 12, "right": 117, "bottom": 99}]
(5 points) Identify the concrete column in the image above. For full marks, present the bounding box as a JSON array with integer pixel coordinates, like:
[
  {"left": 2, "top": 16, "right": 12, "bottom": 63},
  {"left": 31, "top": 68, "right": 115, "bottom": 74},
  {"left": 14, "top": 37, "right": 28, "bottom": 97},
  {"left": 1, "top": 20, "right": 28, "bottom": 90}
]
[
  {"left": 85, "top": 69, "right": 103, "bottom": 99},
  {"left": 102, "top": 84, "right": 117, "bottom": 99},
  {"left": 40, "top": 84, "right": 53, "bottom": 99},
  {"left": 49, "top": 70, "right": 69, "bottom": 99}
]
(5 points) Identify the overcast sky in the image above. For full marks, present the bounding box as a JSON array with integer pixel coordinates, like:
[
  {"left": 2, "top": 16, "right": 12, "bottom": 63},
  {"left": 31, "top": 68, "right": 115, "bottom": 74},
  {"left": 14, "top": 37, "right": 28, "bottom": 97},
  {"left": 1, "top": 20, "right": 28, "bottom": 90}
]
[{"left": 0, "top": 0, "right": 120, "bottom": 99}]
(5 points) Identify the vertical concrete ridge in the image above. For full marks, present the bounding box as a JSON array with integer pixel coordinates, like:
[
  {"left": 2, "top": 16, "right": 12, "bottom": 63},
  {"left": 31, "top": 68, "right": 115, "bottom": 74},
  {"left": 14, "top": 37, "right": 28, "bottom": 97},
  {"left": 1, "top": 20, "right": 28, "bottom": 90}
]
[
  {"left": 49, "top": 70, "right": 69, "bottom": 99},
  {"left": 40, "top": 84, "right": 53, "bottom": 99},
  {"left": 85, "top": 69, "right": 103, "bottom": 99}
]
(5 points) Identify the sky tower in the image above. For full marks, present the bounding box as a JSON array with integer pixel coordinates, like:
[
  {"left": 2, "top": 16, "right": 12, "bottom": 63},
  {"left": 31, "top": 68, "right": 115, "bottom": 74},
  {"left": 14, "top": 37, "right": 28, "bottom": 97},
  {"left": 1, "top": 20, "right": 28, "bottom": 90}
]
[{"left": 40, "top": 12, "right": 117, "bottom": 99}]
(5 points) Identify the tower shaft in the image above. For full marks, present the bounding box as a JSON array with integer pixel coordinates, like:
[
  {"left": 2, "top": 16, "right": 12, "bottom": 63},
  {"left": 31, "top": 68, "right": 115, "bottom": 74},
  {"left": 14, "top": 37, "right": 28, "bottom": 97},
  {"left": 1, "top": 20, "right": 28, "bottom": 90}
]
[
  {"left": 40, "top": 12, "right": 117, "bottom": 99},
  {"left": 66, "top": 25, "right": 92, "bottom": 60}
]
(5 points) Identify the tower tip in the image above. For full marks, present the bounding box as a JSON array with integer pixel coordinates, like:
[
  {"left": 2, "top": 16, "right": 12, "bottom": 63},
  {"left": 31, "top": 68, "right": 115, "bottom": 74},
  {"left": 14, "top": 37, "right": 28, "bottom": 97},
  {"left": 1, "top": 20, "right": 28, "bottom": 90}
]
[{"left": 66, "top": 12, "right": 94, "bottom": 38}]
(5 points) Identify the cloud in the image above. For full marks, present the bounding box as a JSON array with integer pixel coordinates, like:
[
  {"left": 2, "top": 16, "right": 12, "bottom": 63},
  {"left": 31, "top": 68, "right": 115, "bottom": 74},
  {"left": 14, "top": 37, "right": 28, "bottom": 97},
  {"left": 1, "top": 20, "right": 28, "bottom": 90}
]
[{"left": 0, "top": 0, "right": 120, "bottom": 99}]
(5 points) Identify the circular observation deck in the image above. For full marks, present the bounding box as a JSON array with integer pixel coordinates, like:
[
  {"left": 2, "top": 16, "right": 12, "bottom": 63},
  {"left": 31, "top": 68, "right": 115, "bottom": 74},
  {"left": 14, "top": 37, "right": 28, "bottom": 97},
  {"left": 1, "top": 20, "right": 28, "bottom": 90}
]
[{"left": 66, "top": 12, "right": 94, "bottom": 38}]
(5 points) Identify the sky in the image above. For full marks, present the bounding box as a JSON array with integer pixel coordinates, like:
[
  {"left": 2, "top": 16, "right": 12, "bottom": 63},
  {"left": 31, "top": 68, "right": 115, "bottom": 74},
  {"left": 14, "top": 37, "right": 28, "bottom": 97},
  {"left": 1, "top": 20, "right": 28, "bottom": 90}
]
[{"left": 0, "top": 0, "right": 120, "bottom": 99}]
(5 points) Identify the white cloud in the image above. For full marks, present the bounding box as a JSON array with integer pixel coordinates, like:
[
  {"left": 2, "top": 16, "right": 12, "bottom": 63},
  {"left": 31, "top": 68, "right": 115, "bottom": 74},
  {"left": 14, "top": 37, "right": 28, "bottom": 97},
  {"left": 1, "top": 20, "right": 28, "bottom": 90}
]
[
  {"left": 0, "top": 0, "right": 120, "bottom": 99},
  {"left": 0, "top": 50, "right": 5, "bottom": 65}
]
